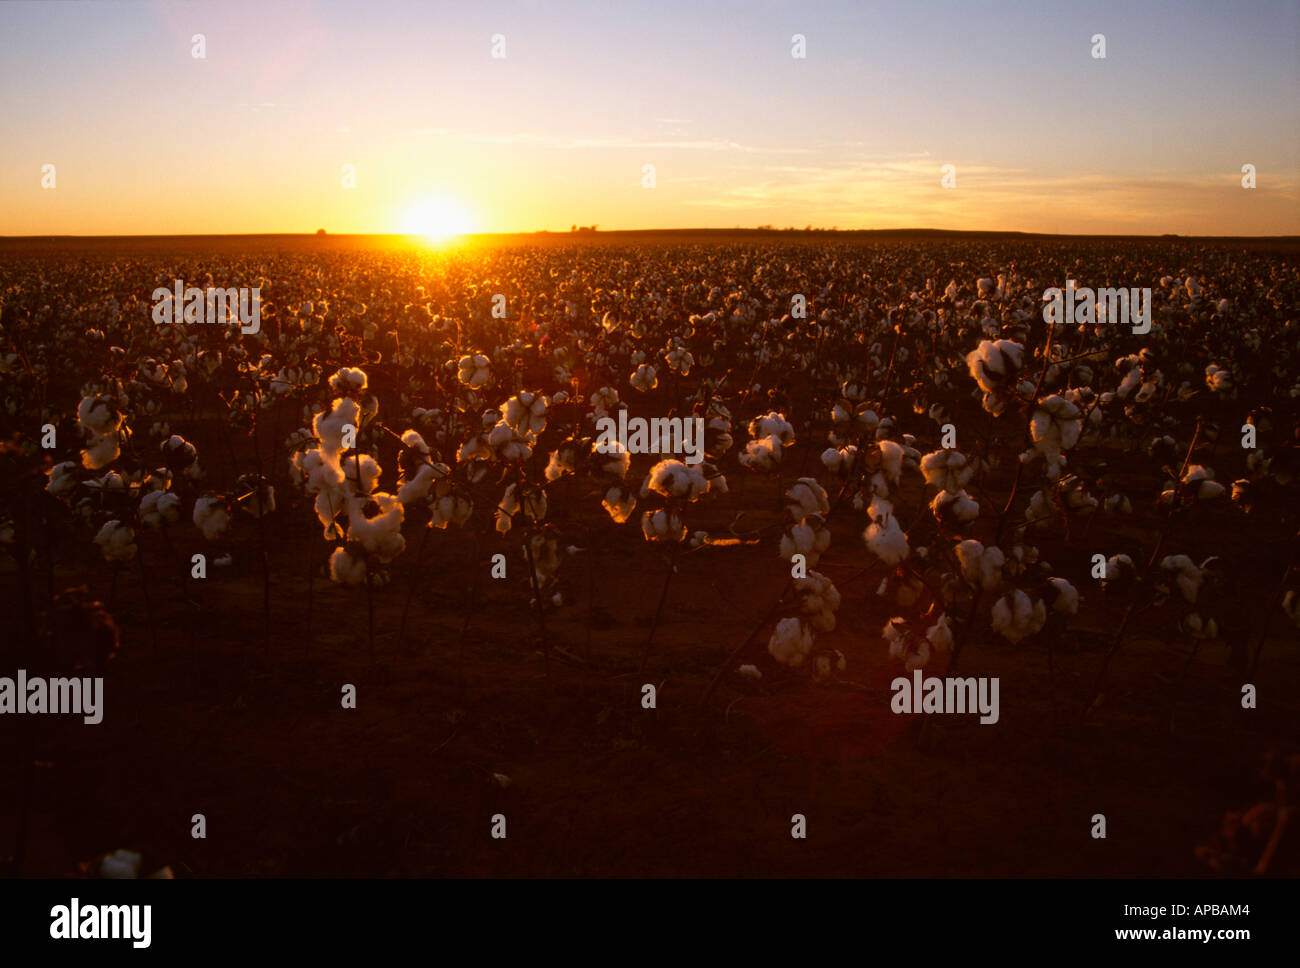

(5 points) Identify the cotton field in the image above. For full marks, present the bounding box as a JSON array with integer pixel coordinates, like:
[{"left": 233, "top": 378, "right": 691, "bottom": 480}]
[{"left": 1, "top": 232, "right": 1297, "bottom": 876}]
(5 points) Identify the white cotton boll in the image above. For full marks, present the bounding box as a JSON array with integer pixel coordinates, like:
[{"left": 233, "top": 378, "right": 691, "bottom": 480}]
[
  {"left": 93, "top": 520, "right": 137, "bottom": 561},
  {"left": 346, "top": 493, "right": 405, "bottom": 562},
  {"left": 767, "top": 616, "right": 815, "bottom": 667},
  {"left": 991, "top": 589, "right": 1047, "bottom": 643},
  {"left": 99, "top": 849, "right": 142, "bottom": 879},
  {"left": 491, "top": 422, "right": 534, "bottom": 462},
  {"left": 430, "top": 494, "right": 473, "bottom": 529},
  {"left": 314, "top": 397, "right": 361, "bottom": 458},
  {"left": 641, "top": 508, "right": 686, "bottom": 543},
  {"left": 192, "top": 497, "right": 230, "bottom": 541},
  {"left": 930, "top": 489, "right": 979, "bottom": 525},
  {"left": 785, "top": 477, "right": 829, "bottom": 519},
  {"left": 396, "top": 463, "right": 439, "bottom": 505},
  {"left": 602, "top": 485, "right": 637, "bottom": 524},
  {"left": 78, "top": 396, "right": 123, "bottom": 435},
  {"left": 925, "top": 614, "right": 953, "bottom": 653},
  {"left": 780, "top": 515, "right": 831, "bottom": 567},
  {"left": 863, "top": 497, "right": 909, "bottom": 566},
  {"left": 877, "top": 439, "right": 905, "bottom": 484},
  {"left": 591, "top": 386, "right": 619, "bottom": 412},
  {"left": 501, "top": 391, "right": 548, "bottom": 434},
  {"left": 457, "top": 354, "right": 491, "bottom": 388},
  {"left": 139, "top": 490, "right": 181, "bottom": 528},
  {"left": 748, "top": 412, "right": 795, "bottom": 445},
  {"left": 496, "top": 484, "right": 547, "bottom": 533},
  {"left": 328, "top": 367, "right": 368, "bottom": 393},
  {"left": 737, "top": 664, "right": 762, "bottom": 680},
  {"left": 921, "top": 449, "right": 973, "bottom": 492},
  {"left": 965, "top": 339, "right": 1024, "bottom": 392},
  {"left": 1047, "top": 577, "right": 1079, "bottom": 615},
  {"left": 630, "top": 363, "right": 658, "bottom": 392},
  {"left": 544, "top": 448, "right": 574, "bottom": 482},
  {"left": 400, "top": 430, "right": 430, "bottom": 456},
  {"left": 648, "top": 459, "right": 709, "bottom": 500},
  {"left": 47, "top": 461, "right": 80, "bottom": 497},
  {"left": 794, "top": 571, "right": 841, "bottom": 632},
  {"left": 342, "top": 453, "right": 381, "bottom": 495},
  {"left": 739, "top": 435, "right": 782, "bottom": 470},
  {"left": 161, "top": 435, "right": 197, "bottom": 468},
  {"left": 329, "top": 547, "right": 367, "bottom": 585},
  {"left": 821, "top": 447, "right": 843, "bottom": 472},
  {"left": 81, "top": 433, "right": 120, "bottom": 470},
  {"left": 1160, "top": 554, "right": 1203, "bottom": 603}
]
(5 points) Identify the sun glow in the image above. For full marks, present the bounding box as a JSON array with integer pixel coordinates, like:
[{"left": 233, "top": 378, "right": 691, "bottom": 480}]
[{"left": 400, "top": 196, "right": 476, "bottom": 241}]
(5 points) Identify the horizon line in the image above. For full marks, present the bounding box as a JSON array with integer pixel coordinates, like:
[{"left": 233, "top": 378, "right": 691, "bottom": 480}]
[{"left": 4, "top": 228, "right": 1299, "bottom": 242}]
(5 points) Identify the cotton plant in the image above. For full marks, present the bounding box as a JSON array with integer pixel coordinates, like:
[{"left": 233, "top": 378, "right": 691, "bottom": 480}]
[
  {"left": 862, "top": 496, "right": 909, "bottom": 567},
  {"left": 766, "top": 571, "right": 844, "bottom": 675},
  {"left": 882, "top": 611, "right": 953, "bottom": 672},
  {"left": 77, "top": 394, "right": 128, "bottom": 471},
  {"left": 965, "top": 339, "right": 1026, "bottom": 415},
  {"left": 739, "top": 411, "right": 794, "bottom": 471}
]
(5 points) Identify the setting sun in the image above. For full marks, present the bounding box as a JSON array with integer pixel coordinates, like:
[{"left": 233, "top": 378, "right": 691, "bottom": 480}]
[{"left": 400, "top": 196, "right": 476, "bottom": 241}]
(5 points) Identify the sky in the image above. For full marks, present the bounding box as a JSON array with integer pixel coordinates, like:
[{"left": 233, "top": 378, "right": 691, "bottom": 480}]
[{"left": 1, "top": 0, "right": 1297, "bottom": 236}]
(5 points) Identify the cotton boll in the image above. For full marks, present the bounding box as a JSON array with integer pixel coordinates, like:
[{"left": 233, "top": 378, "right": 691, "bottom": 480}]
[
  {"left": 921, "top": 448, "right": 974, "bottom": 492},
  {"left": 160, "top": 434, "right": 197, "bottom": 471},
  {"left": 496, "top": 484, "right": 548, "bottom": 533},
  {"left": 81, "top": 432, "right": 120, "bottom": 470},
  {"left": 780, "top": 515, "right": 831, "bottom": 567},
  {"left": 739, "top": 435, "right": 783, "bottom": 470},
  {"left": 602, "top": 485, "right": 637, "bottom": 524},
  {"left": 794, "top": 571, "right": 841, "bottom": 631},
  {"left": 342, "top": 453, "right": 381, "bottom": 495},
  {"left": 139, "top": 490, "right": 181, "bottom": 528},
  {"left": 641, "top": 508, "right": 686, "bottom": 543},
  {"left": 877, "top": 439, "right": 905, "bottom": 484},
  {"left": 930, "top": 488, "right": 979, "bottom": 526},
  {"left": 648, "top": 459, "right": 710, "bottom": 500},
  {"left": 1046, "top": 577, "right": 1079, "bottom": 615},
  {"left": 501, "top": 391, "right": 549, "bottom": 434},
  {"left": 785, "top": 477, "right": 829, "bottom": 519},
  {"left": 314, "top": 397, "right": 361, "bottom": 459},
  {"left": 1160, "top": 554, "right": 1203, "bottom": 603},
  {"left": 748, "top": 412, "right": 795, "bottom": 445},
  {"left": 93, "top": 520, "right": 137, "bottom": 561},
  {"left": 767, "top": 616, "right": 815, "bottom": 667},
  {"left": 737, "top": 664, "right": 763, "bottom": 680},
  {"left": 192, "top": 496, "right": 230, "bottom": 541},
  {"left": 630, "top": 363, "right": 658, "bottom": 392},
  {"left": 328, "top": 367, "right": 368, "bottom": 393},
  {"left": 863, "top": 497, "right": 909, "bottom": 566},
  {"left": 965, "top": 339, "right": 1024, "bottom": 393},
  {"left": 345, "top": 493, "right": 406, "bottom": 562},
  {"left": 328, "top": 546, "right": 367, "bottom": 585},
  {"left": 925, "top": 614, "right": 953, "bottom": 653},
  {"left": 991, "top": 589, "right": 1046, "bottom": 643},
  {"left": 47, "top": 461, "right": 80, "bottom": 497},
  {"left": 430, "top": 494, "right": 473, "bottom": 529},
  {"left": 99, "top": 849, "right": 142, "bottom": 879},
  {"left": 457, "top": 354, "right": 491, "bottom": 389}
]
